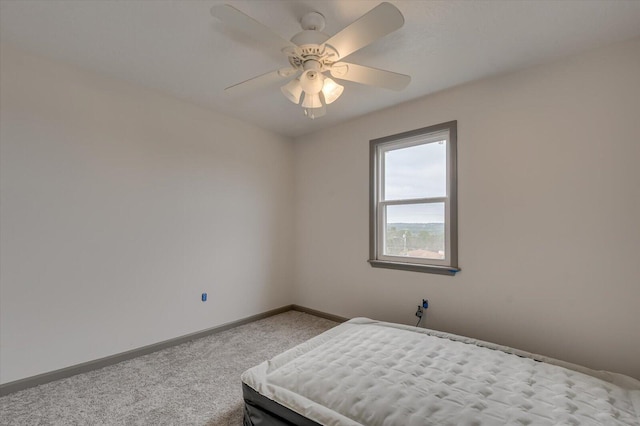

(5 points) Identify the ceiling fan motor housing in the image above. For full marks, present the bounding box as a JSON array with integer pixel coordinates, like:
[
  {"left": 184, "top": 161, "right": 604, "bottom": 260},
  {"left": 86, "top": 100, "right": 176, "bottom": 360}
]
[{"left": 288, "top": 30, "right": 337, "bottom": 71}]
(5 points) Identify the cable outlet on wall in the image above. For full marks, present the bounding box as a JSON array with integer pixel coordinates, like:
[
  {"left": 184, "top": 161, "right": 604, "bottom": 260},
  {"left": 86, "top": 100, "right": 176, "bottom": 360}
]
[
  {"left": 201, "top": 293, "right": 207, "bottom": 302},
  {"left": 415, "top": 299, "right": 429, "bottom": 318},
  {"left": 415, "top": 298, "right": 429, "bottom": 327}
]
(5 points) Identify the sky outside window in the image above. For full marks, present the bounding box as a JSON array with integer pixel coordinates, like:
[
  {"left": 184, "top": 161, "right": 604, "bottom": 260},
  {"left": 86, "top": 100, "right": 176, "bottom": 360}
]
[{"left": 384, "top": 140, "right": 446, "bottom": 200}]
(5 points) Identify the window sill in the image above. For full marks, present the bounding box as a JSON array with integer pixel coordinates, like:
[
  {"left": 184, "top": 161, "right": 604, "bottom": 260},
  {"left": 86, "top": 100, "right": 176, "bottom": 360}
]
[{"left": 368, "top": 259, "right": 460, "bottom": 276}]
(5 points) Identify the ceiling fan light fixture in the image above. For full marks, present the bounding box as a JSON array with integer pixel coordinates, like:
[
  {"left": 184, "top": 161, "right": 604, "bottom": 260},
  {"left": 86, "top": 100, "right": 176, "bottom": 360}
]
[
  {"left": 281, "top": 79, "right": 303, "bottom": 104},
  {"left": 300, "top": 70, "right": 324, "bottom": 94},
  {"left": 321, "top": 77, "right": 344, "bottom": 105},
  {"left": 302, "top": 92, "right": 323, "bottom": 109}
]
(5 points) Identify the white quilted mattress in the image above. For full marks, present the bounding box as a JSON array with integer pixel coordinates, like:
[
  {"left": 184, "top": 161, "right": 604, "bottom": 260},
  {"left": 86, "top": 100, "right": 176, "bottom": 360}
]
[{"left": 242, "top": 318, "right": 640, "bottom": 426}]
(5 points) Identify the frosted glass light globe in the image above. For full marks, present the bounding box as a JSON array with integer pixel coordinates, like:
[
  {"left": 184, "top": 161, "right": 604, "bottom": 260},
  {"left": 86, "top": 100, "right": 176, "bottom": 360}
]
[{"left": 300, "top": 70, "right": 324, "bottom": 94}]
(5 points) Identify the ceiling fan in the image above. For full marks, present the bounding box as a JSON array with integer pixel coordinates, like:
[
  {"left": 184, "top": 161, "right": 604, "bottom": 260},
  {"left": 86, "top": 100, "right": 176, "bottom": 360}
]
[{"left": 211, "top": 2, "right": 411, "bottom": 119}]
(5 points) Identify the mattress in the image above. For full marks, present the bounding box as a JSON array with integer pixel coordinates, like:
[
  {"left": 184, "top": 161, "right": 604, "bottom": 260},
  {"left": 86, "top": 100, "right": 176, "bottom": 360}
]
[{"left": 242, "top": 318, "right": 640, "bottom": 426}]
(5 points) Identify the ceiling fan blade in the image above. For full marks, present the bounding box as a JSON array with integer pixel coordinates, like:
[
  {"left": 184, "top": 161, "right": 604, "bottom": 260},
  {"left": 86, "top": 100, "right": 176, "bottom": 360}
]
[
  {"left": 324, "top": 2, "right": 404, "bottom": 60},
  {"left": 211, "top": 4, "right": 297, "bottom": 52},
  {"left": 225, "top": 68, "right": 298, "bottom": 96},
  {"left": 330, "top": 62, "right": 410, "bottom": 91}
]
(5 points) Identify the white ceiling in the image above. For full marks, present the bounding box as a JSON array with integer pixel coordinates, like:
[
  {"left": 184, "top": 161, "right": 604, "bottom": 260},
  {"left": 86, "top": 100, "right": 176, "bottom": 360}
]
[{"left": 2, "top": 0, "right": 640, "bottom": 138}]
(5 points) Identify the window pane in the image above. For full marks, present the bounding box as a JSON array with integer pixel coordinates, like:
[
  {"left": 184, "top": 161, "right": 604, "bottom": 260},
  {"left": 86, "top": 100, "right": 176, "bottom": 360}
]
[
  {"left": 384, "top": 203, "right": 445, "bottom": 259},
  {"left": 384, "top": 140, "right": 446, "bottom": 201}
]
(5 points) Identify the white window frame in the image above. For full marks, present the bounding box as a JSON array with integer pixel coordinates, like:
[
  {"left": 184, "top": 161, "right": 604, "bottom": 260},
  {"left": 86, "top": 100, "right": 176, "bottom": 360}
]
[{"left": 369, "top": 121, "right": 459, "bottom": 275}]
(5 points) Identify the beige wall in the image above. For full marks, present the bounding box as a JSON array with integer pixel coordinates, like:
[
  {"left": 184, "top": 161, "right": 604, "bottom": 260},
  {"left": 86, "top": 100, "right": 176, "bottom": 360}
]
[
  {"left": 0, "top": 44, "right": 294, "bottom": 384},
  {"left": 2, "top": 37, "right": 639, "bottom": 385},
  {"left": 293, "top": 38, "right": 640, "bottom": 379}
]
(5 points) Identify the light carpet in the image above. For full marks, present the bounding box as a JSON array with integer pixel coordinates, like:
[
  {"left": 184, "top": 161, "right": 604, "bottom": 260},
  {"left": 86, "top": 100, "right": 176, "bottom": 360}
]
[{"left": 0, "top": 311, "right": 338, "bottom": 426}]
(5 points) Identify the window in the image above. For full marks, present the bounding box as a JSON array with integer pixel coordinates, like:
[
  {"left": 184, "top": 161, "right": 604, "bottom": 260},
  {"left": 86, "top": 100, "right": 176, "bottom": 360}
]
[{"left": 369, "top": 121, "right": 459, "bottom": 275}]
